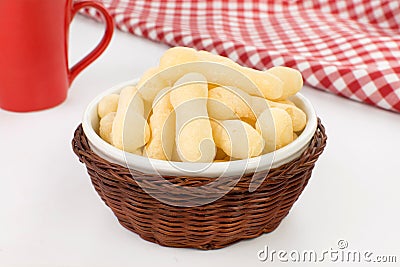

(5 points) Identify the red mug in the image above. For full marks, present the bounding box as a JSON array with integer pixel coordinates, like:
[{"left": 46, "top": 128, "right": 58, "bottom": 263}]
[{"left": 0, "top": 0, "right": 114, "bottom": 112}]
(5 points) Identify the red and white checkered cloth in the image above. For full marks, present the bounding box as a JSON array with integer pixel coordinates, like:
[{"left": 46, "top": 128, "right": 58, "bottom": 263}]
[{"left": 83, "top": 0, "right": 400, "bottom": 113}]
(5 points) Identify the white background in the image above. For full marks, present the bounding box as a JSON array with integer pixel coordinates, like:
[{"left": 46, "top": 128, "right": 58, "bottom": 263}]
[{"left": 1, "top": 16, "right": 399, "bottom": 266}]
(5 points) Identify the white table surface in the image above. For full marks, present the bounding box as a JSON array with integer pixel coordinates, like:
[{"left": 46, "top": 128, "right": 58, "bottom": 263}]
[{"left": 1, "top": 16, "right": 399, "bottom": 267}]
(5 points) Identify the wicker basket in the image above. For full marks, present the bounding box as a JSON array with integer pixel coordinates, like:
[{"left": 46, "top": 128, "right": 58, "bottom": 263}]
[{"left": 72, "top": 119, "right": 327, "bottom": 250}]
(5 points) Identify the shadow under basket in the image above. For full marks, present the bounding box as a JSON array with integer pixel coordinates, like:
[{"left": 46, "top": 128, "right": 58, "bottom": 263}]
[{"left": 72, "top": 119, "right": 327, "bottom": 250}]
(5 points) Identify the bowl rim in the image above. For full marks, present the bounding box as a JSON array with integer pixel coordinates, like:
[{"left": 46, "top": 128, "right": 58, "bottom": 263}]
[{"left": 82, "top": 79, "right": 317, "bottom": 177}]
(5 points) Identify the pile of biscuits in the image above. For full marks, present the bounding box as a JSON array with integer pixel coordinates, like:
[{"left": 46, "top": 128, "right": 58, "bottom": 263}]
[{"left": 97, "top": 47, "right": 306, "bottom": 163}]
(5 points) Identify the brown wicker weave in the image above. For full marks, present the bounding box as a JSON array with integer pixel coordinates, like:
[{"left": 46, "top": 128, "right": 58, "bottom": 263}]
[{"left": 72, "top": 119, "right": 327, "bottom": 250}]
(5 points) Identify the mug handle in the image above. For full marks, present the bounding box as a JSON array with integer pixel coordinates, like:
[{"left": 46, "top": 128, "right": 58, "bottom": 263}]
[{"left": 69, "top": 1, "right": 114, "bottom": 84}]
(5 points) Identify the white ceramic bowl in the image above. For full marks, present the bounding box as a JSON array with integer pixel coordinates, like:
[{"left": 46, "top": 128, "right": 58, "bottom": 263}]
[{"left": 82, "top": 79, "right": 317, "bottom": 177}]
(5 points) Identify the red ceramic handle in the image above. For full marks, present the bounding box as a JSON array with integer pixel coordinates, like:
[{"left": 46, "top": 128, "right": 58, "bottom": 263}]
[{"left": 69, "top": 1, "right": 114, "bottom": 84}]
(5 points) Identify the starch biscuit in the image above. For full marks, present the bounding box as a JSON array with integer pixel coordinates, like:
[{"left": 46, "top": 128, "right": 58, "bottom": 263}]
[
  {"left": 170, "top": 72, "right": 216, "bottom": 162},
  {"left": 256, "top": 108, "right": 293, "bottom": 153},
  {"left": 211, "top": 120, "right": 264, "bottom": 159},
  {"left": 98, "top": 94, "right": 119, "bottom": 119},
  {"left": 99, "top": 112, "right": 116, "bottom": 144},
  {"left": 266, "top": 66, "right": 303, "bottom": 100},
  {"left": 145, "top": 87, "right": 175, "bottom": 160},
  {"left": 112, "top": 86, "right": 150, "bottom": 154}
]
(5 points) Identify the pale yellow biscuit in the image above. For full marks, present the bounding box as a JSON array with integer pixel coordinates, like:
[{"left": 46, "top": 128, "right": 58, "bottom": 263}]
[
  {"left": 256, "top": 108, "right": 293, "bottom": 153},
  {"left": 170, "top": 72, "right": 216, "bottom": 162},
  {"left": 145, "top": 87, "right": 175, "bottom": 160},
  {"left": 99, "top": 112, "right": 116, "bottom": 144},
  {"left": 266, "top": 66, "right": 303, "bottom": 100},
  {"left": 112, "top": 86, "right": 150, "bottom": 153},
  {"left": 208, "top": 86, "right": 255, "bottom": 120},
  {"left": 267, "top": 100, "right": 306, "bottom": 132},
  {"left": 98, "top": 94, "right": 119, "bottom": 119},
  {"left": 251, "top": 95, "right": 306, "bottom": 132},
  {"left": 158, "top": 47, "right": 284, "bottom": 100},
  {"left": 211, "top": 120, "right": 264, "bottom": 159}
]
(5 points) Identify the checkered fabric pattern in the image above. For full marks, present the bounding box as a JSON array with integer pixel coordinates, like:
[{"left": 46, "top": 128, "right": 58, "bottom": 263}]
[{"left": 82, "top": 0, "right": 400, "bottom": 113}]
